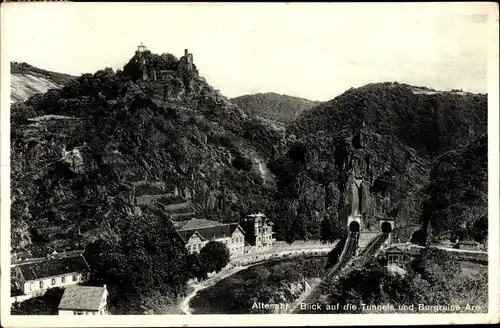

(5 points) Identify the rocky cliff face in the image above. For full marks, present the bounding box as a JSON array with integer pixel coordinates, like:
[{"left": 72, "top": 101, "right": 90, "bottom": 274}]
[
  {"left": 10, "top": 57, "right": 487, "bottom": 254},
  {"left": 420, "top": 134, "right": 488, "bottom": 243},
  {"left": 10, "top": 53, "right": 283, "bottom": 255},
  {"left": 270, "top": 82, "right": 487, "bottom": 242}
]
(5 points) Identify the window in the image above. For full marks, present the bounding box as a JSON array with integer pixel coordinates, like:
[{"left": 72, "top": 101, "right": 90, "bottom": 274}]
[
  {"left": 30, "top": 282, "right": 33, "bottom": 291},
  {"left": 39, "top": 281, "right": 43, "bottom": 288},
  {"left": 74, "top": 311, "right": 83, "bottom": 315},
  {"left": 73, "top": 275, "right": 77, "bottom": 282},
  {"left": 62, "top": 276, "right": 66, "bottom": 283},
  {"left": 51, "top": 278, "right": 56, "bottom": 285},
  {"left": 188, "top": 245, "right": 192, "bottom": 252}
]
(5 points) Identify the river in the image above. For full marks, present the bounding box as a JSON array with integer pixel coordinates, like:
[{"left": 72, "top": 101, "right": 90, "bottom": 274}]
[{"left": 188, "top": 257, "right": 328, "bottom": 314}]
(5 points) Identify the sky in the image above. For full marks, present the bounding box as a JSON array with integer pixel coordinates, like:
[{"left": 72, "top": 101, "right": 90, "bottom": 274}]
[{"left": 2, "top": 2, "right": 495, "bottom": 101}]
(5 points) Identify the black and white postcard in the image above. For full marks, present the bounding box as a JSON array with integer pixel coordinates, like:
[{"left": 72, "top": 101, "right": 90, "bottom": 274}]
[{"left": 1, "top": 2, "right": 498, "bottom": 327}]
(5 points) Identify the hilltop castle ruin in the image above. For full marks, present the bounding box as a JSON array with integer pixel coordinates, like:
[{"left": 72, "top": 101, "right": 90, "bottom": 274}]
[
  {"left": 135, "top": 43, "right": 194, "bottom": 82},
  {"left": 134, "top": 43, "right": 196, "bottom": 100}
]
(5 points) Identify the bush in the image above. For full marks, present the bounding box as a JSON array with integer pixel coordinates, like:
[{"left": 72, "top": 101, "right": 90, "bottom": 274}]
[
  {"left": 11, "top": 287, "right": 64, "bottom": 315},
  {"left": 199, "top": 241, "right": 231, "bottom": 273}
]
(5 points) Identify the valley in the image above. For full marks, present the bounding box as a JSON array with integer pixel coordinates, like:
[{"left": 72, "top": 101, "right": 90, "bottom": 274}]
[{"left": 9, "top": 45, "right": 488, "bottom": 315}]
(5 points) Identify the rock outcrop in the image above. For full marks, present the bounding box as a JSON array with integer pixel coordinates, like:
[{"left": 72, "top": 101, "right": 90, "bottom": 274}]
[
  {"left": 271, "top": 82, "right": 487, "bottom": 242},
  {"left": 10, "top": 51, "right": 282, "bottom": 255}
]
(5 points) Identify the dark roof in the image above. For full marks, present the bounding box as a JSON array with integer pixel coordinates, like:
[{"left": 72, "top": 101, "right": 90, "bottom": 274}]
[
  {"left": 58, "top": 286, "right": 106, "bottom": 311},
  {"left": 17, "top": 255, "right": 90, "bottom": 281},
  {"left": 384, "top": 246, "right": 404, "bottom": 253},
  {"left": 47, "top": 250, "right": 84, "bottom": 260},
  {"left": 177, "top": 218, "right": 224, "bottom": 231},
  {"left": 407, "top": 247, "right": 422, "bottom": 256},
  {"left": 458, "top": 240, "right": 480, "bottom": 245},
  {"left": 176, "top": 223, "right": 244, "bottom": 243},
  {"left": 173, "top": 220, "right": 189, "bottom": 229}
]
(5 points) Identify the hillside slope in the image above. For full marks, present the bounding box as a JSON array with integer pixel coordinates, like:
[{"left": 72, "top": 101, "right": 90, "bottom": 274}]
[
  {"left": 10, "top": 50, "right": 284, "bottom": 256},
  {"left": 269, "top": 82, "right": 487, "bottom": 242},
  {"left": 420, "top": 133, "right": 488, "bottom": 244},
  {"left": 232, "top": 92, "right": 320, "bottom": 126},
  {"left": 10, "top": 62, "right": 75, "bottom": 103}
]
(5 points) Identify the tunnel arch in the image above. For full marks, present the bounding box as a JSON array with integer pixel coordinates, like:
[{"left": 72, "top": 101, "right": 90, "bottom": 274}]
[
  {"left": 381, "top": 221, "right": 392, "bottom": 233},
  {"left": 349, "top": 221, "right": 360, "bottom": 233}
]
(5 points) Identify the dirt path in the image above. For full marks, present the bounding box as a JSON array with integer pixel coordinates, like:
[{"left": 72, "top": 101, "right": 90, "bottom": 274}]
[{"left": 179, "top": 266, "right": 248, "bottom": 314}]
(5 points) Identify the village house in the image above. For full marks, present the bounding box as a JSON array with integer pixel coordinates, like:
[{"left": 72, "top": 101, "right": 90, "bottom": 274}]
[
  {"left": 11, "top": 253, "right": 90, "bottom": 297},
  {"left": 58, "top": 285, "right": 108, "bottom": 315},
  {"left": 382, "top": 244, "right": 421, "bottom": 268},
  {"left": 174, "top": 218, "right": 246, "bottom": 257},
  {"left": 454, "top": 240, "right": 481, "bottom": 250},
  {"left": 242, "top": 213, "right": 276, "bottom": 251},
  {"left": 384, "top": 245, "right": 405, "bottom": 267}
]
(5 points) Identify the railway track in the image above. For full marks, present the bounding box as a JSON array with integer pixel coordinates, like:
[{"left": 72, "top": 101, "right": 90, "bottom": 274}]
[
  {"left": 291, "top": 232, "right": 389, "bottom": 313},
  {"left": 361, "top": 233, "right": 388, "bottom": 257},
  {"left": 291, "top": 232, "right": 359, "bottom": 313}
]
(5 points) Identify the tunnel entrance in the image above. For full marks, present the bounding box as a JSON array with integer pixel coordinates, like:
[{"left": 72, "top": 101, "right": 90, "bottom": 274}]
[
  {"left": 381, "top": 221, "right": 392, "bottom": 233},
  {"left": 349, "top": 221, "right": 360, "bottom": 233}
]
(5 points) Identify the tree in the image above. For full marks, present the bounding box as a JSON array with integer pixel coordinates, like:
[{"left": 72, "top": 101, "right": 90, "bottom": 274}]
[
  {"left": 11, "top": 287, "right": 64, "bottom": 315},
  {"left": 472, "top": 215, "right": 488, "bottom": 243},
  {"left": 187, "top": 252, "right": 208, "bottom": 281},
  {"left": 321, "top": 216, "right": 345, "bottom": 243},
  {"left": 410, "top": 228, "right": 427, "bottom": 246},
  {"left": 199, "top": 241, "right": 230, "bottom": 273},
  {"left": 83, "top": 214, "right": 192, "bottom": 314},
  {"left": 320, "top": 217, "right": 334, "bottom": 242},
  {"left": 411, "top": 247, "right": 460, "bottom": 286}
]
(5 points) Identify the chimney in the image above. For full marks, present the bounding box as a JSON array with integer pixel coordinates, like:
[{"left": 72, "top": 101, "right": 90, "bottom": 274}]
[{"left": 185, "top": 49, "right": 188, "bottom": 57}]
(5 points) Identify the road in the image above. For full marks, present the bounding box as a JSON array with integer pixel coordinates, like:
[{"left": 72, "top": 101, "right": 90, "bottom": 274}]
[{"left": 179, "top": 239, "right": 339, "bottom": 314}]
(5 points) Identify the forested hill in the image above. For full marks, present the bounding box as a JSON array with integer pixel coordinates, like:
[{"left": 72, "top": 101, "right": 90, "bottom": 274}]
[
  {"left": 10, "top": 62, "right": 75, "bottom": 103},
  {"left": 11, "top": 48, "right": 288, "bottom": 313},
  {"left": 290, "top": 83, "right": 486, "bottom": 156},
  {"left": 232, "top": 92, "right": 320, "bottom": 126},
  {"left": 10, "top": 51, "right": 488, "bottom": 312},
  {"left": 11, "top": 49, "right": 286, "bottom": 255},
  {"left": 419, "top": 133, "right": 488, "bottom": 244},
  {"left": 270, "top": 82, "right": 487, "bottom": 243}
]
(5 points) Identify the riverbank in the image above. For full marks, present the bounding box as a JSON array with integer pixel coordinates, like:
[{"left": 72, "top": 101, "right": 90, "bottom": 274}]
[
  {"left": 188, "top": 257, "right": 328, "bottom": 314},
  {"left": 177, "top": 240, "right": 339, "bottom": 314},
  {"left": 179, "top": 265, "right": 249, "bottom": 314}
]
